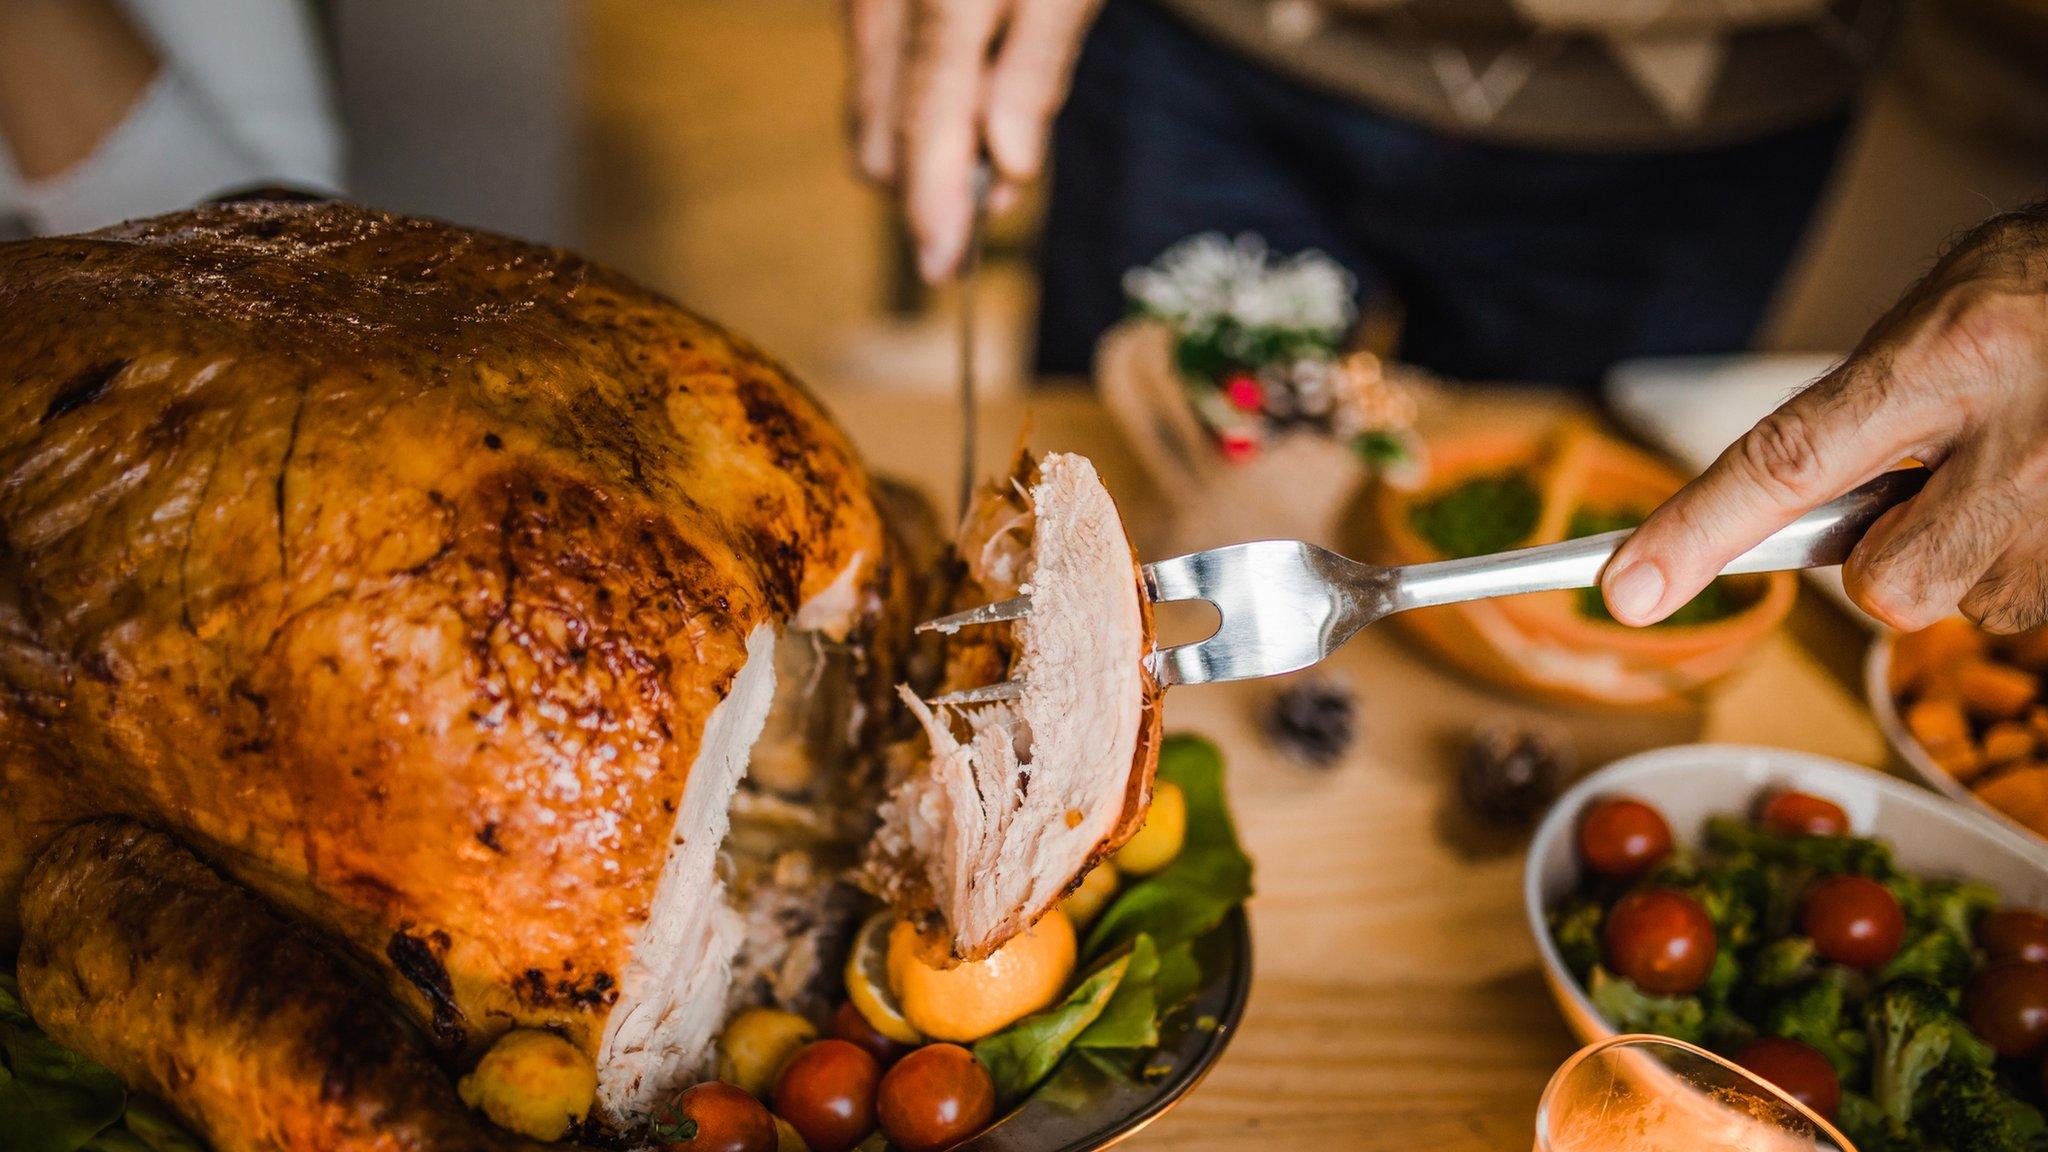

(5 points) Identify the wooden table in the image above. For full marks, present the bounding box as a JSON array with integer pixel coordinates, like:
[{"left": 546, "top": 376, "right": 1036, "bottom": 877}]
[{"left": 834, "top": 385, "right": 1888, "bottom": 1152}]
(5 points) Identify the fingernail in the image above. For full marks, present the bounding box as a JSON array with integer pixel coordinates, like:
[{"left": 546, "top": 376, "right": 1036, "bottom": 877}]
[
  {"left": 918, "top": 244, "right": 955, "bottom": 284},
  {"left": 919, "top": 227, "right": 966, "bottom": 283},
  {"left": 1605, "top": 562, "right": 1667, "bottom": 625}
]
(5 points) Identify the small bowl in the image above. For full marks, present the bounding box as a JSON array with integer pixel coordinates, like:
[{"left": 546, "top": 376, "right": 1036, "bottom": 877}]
[
  {"left": 1865, "top": 634, "right": 2048, "bottom": 845},
  {"left": 1365, "top": 431, "right": 1796, "bottom": 709},
  {"left": 1524, "top": 743, "right": 2048, "bottom": 1045}
]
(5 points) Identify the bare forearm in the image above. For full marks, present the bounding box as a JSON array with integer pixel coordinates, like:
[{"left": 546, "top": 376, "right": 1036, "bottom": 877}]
[{"left": 0, "top": 0, "right": 159, "bottom": 180}]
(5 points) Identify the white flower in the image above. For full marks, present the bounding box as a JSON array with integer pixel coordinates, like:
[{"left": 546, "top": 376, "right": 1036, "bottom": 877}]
[
  {"left": 1124, "top": 232, "right": 1357, "bottom": 338},
  {"left": 1123, "top": 233, "right": 1265, "bottom": 330},
  {"left": 1229, "top": 250, "right": 1356, "bottom": 337}
]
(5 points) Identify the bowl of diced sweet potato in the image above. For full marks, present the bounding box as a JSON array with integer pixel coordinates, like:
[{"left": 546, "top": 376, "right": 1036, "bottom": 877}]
[{"left": 1869, "top": 618, "right": 2048, "bottom": 846}]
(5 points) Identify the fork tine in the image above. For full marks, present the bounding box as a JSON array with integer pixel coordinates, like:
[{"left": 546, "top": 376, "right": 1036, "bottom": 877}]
[
  {"left": 918, "top": 595, "right": 1032, "bottom": 634},
  {"left": 1141, "top": 554, "right": 1211, "bottom": 604},
  {"left": 926, "top": 679, "right": 1027, "bottom": 706}
]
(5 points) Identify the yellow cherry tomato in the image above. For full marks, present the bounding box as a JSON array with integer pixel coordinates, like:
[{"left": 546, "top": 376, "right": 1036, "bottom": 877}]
[
  {"left": 1059, "top": 861, "right": 1120, "bottom": 930},
  {"left": 1113, "top": 781, "right": 1186, "bottom": 875},
  {"left": 717, "top": 1006, "right": 818, "bottom": 1097}
]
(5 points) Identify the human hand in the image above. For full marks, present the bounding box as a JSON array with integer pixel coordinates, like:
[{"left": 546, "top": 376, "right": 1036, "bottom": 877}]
[
  {"left": 845, "top": 0, "right": 1103, "bottom": 282},
  {"left": 1603, "top": 205, "right": 2048, "bottom": 634}
]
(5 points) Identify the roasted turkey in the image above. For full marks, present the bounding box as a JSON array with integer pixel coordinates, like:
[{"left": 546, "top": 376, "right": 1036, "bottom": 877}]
[{"left": 0, "top": 200, "right": 1160, "bottom": 1148}]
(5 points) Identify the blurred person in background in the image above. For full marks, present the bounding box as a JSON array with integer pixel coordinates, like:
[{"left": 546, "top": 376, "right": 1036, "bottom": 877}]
[
  {"left": 847, "top": 0, "right": 1888, "bottom": 386},
  {"left": 0, "top": 0, "right": 340, "bottom": 239},
  {"left": 851, "top": 1, "right": 2048, "bottom": 632}
]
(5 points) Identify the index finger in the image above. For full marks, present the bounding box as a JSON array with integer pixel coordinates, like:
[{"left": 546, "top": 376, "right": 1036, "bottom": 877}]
[
  {"left": 846, "top": 0, "right": 911, "bottom": 185},
  {"left": 899, "top": 0, "right": 1005, "bottom": 282},
  {"left": 1599, "top": 360, "right": 1943, "bottom": 625}
]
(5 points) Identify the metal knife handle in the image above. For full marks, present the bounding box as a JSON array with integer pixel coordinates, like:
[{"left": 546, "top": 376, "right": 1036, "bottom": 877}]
[{"left": 1390, "top": 467, "right": 1929, "bottom": 613}]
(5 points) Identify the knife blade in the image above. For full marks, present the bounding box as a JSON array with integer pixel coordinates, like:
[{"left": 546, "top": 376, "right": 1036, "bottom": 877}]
[{"left": 956, "top": 160, "right": 993, "bottom": 524}]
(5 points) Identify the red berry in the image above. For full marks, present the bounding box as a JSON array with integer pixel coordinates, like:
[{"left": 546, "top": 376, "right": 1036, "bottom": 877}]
[{"left": 1223, "top": 372, "right": 1264, "bottom": 412}]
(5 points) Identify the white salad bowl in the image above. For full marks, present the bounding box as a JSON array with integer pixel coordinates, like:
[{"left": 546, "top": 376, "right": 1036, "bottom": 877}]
[{"left": 1524, "top": 743, "right": 2048, "bottom": 1045}]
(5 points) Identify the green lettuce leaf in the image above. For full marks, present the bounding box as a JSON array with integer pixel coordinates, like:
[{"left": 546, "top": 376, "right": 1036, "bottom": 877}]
[
  {"left": 973, "top": 951, "right": 1131, "bottom": 1104},
  {"left": 113, "top": 1100, "right": 206, "bottom": 1152},
  {"left": 0, "top": 973, "right": 128, "bottom": 1152},
  {"left": 1151, "top": 941, "right": 1202, "bottom": 1016},
  {"left": 1084, "top": 736, "right": 1253, "bottom": 959},
  {"left": 1076, "top": 935, "right": 1161, "bottom": 1051}
]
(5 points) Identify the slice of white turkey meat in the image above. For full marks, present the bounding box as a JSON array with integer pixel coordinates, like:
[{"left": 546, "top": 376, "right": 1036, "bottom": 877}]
[{"left": 878, "top": 452, "right": 1158, "bottom": 961}]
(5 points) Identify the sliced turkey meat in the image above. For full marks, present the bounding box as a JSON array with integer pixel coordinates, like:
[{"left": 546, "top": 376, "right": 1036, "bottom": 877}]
[{"left": 871, "top": 452, "right": 1163, "bottom": 961}]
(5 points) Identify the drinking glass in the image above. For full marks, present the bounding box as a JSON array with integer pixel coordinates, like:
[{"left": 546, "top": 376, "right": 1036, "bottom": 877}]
[{"left": 1534, "top": 1034, "right": 1854, "bottom": 1152}]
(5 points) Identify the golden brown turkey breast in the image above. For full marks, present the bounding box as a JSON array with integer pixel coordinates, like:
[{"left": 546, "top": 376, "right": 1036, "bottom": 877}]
[{"left": 0, "top": 200, "right": 895, "bottom": 1122}]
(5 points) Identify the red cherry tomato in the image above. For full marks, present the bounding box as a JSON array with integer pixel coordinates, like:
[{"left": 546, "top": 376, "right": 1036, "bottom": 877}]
[
  {"left": 830, "top": 1000, "right": 912, "bottom": 1068},
  {"left": 1577, "top": 798, "right": 1673, "bottom": 881},
  {"left": 771, "top": 1039, "right": 879, "bottom": 1152},
  {"left": 1801, "top": 875, "right": 1905, "bottom": 970},
  {"left": 1602, "top": 889, "right": 1717, "bottom": 995},
  {"left": 1966, "top": 962, "right": 2048, "bottom": 1058},
  {"left": 1734, "top": 1037, "right": 1841, "bottom": 1122},
  {"left": 653, "top": 1081, "right": 776, "bottom": 1152},
  {"left": 1758, "top": 791, "right": 1850, "bottom": 837},
  {"left": 876, "top": 1044, "right": 997, "bottom": 1152},
  {"left": 1980, "top": 908, "right": 2048, "bottom": 965}
]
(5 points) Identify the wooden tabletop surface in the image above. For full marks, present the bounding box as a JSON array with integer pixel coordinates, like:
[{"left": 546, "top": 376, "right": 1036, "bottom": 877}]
[{"left": 834, "top": 384, "right": 1887, "bottom": 1152}]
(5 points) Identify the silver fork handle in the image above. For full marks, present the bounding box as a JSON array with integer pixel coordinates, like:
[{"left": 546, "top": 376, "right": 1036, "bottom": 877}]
[{"left": 1388, "top": 467, "right": 1929, "bottom": 614}]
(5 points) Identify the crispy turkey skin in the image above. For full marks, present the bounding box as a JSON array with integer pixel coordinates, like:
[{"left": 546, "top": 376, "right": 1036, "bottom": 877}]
[
  {"left": 0, "top": 201, "right": 893, "bottom": 1120},
  {"left": 18, "top": 820, "right": 545, "bottom": 1152}
]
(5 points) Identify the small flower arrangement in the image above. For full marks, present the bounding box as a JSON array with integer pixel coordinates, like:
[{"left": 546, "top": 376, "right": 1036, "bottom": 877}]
[{"left": 1123, "top": 233, "right": 1421, "bottom": 478}]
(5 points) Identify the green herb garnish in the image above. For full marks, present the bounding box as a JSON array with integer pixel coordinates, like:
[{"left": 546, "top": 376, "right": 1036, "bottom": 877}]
[{"left": 1408, "top": 472, "right": 1542, "bottom": 559}]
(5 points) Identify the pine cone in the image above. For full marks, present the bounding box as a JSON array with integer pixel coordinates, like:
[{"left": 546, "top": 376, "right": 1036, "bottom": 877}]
[
  {"left": 1459, "top": 722, "right": 1572, "bottom": 824},
  {"left": 1263, "top": 676, "right": 1358, "bottom": 766}
]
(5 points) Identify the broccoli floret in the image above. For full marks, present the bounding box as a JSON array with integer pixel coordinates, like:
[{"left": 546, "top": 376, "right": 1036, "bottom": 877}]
[
  {"left": 1921, "top": 1059, "right": 2048, "bottom": 1152},
  {"left": 1548, "top": 898, "right": 1603, "bottom": 979},
  {"left": 1876, "top": 928, "right": 1975, "bottom": 989},
  {"left": 1587, "top": 965, "right": 1704, "bottom": 1045},
  {"left": 1645, "top": 845, "right": 1704, "bottom": 888},
  {"left": 1704, "top": 816, "right": 1893, "bottom": 877},
  {"left": 1891, "top": 875, "right": 2000, "bottom": 942},
  {"left": 1765, "top": 974, "right": 1869, "bottom": 1083},
  {"left": 1653, "top": 850, "right": 1767, "bottom": 954},
  {"left": 1702, "top": 1002, "right": 1758, "bottom": 1051},
  {"left": 1752, "top": 936, "right": 1819, "bottom": 988},
  {"left": 1867, "top": 979, "right": 1988, "bottom": 1126},
  {"left": 1701, "top": 946, "right": 1741, "bottom": 1006},
  {"left": 1835, "top": 1091, "right": 1921, "bottom": 1152}
]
